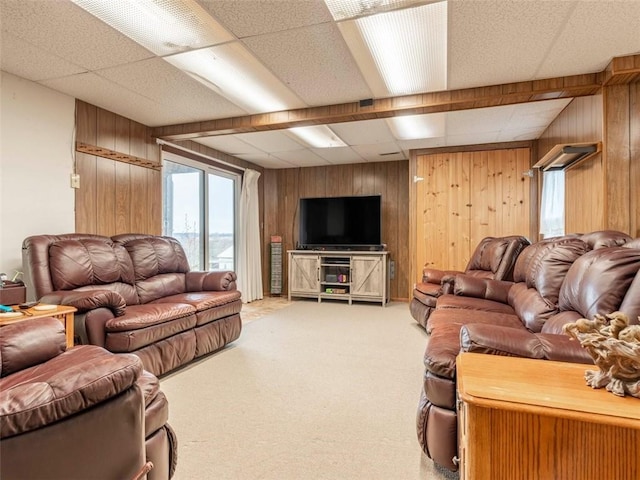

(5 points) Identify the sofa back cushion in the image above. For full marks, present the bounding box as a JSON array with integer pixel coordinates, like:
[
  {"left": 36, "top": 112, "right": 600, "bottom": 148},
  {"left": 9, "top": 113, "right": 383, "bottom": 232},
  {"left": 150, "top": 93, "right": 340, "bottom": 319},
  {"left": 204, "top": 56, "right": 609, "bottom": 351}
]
[
  {"left": 508, "top": 238, "right": 589, "bottom": 332},
  {"left": 112, "top": 234, "right": 190, "bottom": 304},
  {"left": 556, "top": 246, "right": 640, "bottom": 322},
  {"left": 22, "top": 234, "right": 138, "bottom": 305},
  {"left": 465, "top": 236, "right": 530, "bottom": 281},
  {"left": 578, "top": 230, "right": 632, "bottom": 249}
]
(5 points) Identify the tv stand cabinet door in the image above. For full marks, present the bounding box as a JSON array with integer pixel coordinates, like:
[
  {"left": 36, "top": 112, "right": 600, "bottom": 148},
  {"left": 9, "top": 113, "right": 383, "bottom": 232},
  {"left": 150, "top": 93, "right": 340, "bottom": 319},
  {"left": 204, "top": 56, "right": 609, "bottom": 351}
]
[
  {"left": 289, "top": 253, "right": 320, "bottom": 296},
  {"left": 351, "top": 255, "right": 384, "bottom": 299}
]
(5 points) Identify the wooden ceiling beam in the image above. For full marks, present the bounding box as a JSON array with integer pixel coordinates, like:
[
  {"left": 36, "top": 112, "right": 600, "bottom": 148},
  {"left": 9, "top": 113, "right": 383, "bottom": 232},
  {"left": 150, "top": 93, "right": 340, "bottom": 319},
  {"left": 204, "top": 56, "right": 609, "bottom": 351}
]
[{"left": 152, "top": 72, "right": 603, "bottom": 141}]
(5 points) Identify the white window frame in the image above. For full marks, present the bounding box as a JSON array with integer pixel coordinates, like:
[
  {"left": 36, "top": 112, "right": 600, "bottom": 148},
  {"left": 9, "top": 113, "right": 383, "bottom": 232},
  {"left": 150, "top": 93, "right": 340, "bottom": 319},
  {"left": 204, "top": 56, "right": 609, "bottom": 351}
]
[{"left": 162, "top": 151, "right": 241, "bottom": 271}]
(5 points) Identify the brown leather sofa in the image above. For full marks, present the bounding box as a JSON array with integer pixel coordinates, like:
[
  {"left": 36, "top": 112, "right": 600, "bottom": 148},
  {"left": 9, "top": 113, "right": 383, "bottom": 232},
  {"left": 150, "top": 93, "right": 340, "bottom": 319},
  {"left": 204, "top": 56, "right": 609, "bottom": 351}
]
[
  {"left": 0, "top": 317, "right": 177, "bottom": 480},
  {"left": 22, "top": 233, "right": 242, "bottom": 376},
  {"left": 416, "top": 231, "right": 637, "bottom": 471},
  {"left": 410, "top": 235, "right": 530, "bottom": 328}
]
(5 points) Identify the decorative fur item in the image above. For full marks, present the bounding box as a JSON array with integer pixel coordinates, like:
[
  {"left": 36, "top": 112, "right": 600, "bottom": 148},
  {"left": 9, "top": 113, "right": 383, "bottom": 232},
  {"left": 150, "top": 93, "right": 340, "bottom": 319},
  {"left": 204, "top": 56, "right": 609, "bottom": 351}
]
[{"left": 563, "top": 312, "right": 640, "bottom": 399}]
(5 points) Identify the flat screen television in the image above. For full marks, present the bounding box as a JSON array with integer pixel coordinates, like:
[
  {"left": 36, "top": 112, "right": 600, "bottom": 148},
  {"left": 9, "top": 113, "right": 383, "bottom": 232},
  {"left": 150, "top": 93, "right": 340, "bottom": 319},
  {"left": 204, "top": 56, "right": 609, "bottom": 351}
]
[{"left": 298, "top": 195, "right": 382, "bottom": 250}]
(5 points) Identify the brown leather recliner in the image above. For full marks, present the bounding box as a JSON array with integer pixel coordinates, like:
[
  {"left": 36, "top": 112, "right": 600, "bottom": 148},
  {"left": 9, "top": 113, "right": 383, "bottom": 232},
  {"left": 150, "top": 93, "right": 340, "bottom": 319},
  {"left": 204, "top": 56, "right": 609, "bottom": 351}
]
[
  {"left": 0, "top": 317, "right": 177, "bottom": 480},
  {"left": 410, "top": 235, "right": 530, "bottom": 328},
  {"left": 417, "top": 233, "right": 639, "bottom": 472}
]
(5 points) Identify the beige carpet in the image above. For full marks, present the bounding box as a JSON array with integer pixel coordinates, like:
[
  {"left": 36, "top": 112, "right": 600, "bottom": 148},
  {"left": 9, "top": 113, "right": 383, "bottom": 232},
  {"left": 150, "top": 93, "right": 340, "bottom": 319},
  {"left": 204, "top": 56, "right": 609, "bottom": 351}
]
[{"left": 160, "top": 300, "right": 458, "bottom": 480}]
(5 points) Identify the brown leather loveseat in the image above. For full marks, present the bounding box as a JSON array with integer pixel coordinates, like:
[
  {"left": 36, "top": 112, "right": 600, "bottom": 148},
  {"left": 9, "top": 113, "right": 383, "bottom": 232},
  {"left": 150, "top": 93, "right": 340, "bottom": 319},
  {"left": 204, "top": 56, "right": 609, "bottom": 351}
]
[
  {"left": 22, "top": 233, "right": 242, "bottom": 376},
  {"left": 0, "top": 317, "right": 177, "bottom": 480},
  {"left": 416, "top": 231, "right": 637, "bottom": 472}
]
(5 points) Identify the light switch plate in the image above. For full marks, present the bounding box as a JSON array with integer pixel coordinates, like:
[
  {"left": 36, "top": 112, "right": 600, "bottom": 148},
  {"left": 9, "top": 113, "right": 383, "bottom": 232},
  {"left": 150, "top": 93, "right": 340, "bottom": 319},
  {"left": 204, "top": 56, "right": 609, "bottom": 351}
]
[{"left": 70, "top": 173, "right": 80, "bottom": 189}]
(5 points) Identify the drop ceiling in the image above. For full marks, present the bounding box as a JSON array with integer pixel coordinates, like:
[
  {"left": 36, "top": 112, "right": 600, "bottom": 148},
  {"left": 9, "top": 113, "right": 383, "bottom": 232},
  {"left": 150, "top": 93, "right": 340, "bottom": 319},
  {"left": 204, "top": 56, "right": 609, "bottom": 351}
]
[{"left": 1, "top": 0, "right": 639, "bottom": 169}]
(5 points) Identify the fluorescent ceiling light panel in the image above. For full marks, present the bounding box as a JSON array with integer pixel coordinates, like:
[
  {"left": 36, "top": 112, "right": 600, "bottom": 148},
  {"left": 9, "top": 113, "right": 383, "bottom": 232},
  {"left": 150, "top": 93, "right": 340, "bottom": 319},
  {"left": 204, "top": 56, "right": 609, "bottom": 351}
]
[
  {"left": 72, "top": 0, "right": 234, "bottom": 55},
  {"left": 324, "top": 0, "right": 431, "bottom": 21},
  {"left": 288, "top": 126, "right": 347, "bottom": 148},
  {"left": 387, "top": 113, "right": 446, "bottom": 140},
  {"left": 165, "top": 44, "right": 305, "bottom": 113},
  {"left": 335, "top": 2, "right": 447, "bottom": 96},
  {"left": 73, "top": 0, "right": 304, "bottom": 113}
]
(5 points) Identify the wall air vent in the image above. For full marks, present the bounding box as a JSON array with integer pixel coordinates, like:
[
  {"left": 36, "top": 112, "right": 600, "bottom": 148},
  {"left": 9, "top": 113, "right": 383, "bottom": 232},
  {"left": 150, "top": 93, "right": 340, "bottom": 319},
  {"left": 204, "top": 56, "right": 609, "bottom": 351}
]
[{"left": 533, "top": 142, "right": 601, "bottom": 171}]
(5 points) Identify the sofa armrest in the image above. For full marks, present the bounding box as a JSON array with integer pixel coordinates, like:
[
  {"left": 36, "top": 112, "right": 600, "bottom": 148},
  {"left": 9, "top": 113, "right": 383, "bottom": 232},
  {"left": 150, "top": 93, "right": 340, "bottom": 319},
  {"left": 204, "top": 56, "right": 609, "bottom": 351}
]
[
  {"left": 422, "top": 268, "right": 460, "bottom": 285},
  {"left": 453, "top": 275, "right": 513, "bottom": 303},
  {"left": 40, "top": 289, "right": 126, "bottom": 317},
  {"left": 535, "top": 333, "right": 595, "bottom": 365},
  {"left": 0, "top": 317, "right": 66, "bottom": 377},
  {"left": 460, "top": 325, "right": 595, "bottom": 365},
  {"left": 460, "top": 324, "right": 545, "bottom": 359},
  {"left": 186, "top": 271, "right": 237, "bottom": 292},
  {"left": 0, "top": 346, "right": 143, "bottom": 438}
]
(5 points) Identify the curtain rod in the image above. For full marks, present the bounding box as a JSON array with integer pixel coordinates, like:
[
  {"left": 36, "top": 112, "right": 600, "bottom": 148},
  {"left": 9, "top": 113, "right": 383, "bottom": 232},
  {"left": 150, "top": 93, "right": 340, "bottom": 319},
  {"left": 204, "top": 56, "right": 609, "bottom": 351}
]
[{"left": 155, "top": 138, "right": 247, "bottom": 173}]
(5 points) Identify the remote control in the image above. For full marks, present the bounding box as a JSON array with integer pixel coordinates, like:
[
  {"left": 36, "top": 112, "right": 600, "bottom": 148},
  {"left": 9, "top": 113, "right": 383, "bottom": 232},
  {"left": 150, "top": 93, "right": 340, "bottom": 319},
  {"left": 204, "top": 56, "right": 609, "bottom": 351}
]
[{"left": 19, "top": 302, "right": 39, "bottom": 309}]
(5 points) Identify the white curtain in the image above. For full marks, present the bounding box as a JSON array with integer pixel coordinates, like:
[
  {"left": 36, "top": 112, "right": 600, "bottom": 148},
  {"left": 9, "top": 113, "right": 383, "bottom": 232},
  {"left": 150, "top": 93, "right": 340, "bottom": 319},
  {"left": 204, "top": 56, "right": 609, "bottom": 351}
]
[
  {"left": 237, "top": 169, "right": 263, "bottom": 303},
  {"left": 539, "top": 170, "right": 565, "bottom": 238}
]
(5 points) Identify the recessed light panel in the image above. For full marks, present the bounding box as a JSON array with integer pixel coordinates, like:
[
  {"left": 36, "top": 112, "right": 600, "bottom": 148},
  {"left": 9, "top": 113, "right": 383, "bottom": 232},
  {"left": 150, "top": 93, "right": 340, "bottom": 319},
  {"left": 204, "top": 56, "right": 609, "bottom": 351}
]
[{"left": 72, "top": 0, "right": 234, "bottom": 55}]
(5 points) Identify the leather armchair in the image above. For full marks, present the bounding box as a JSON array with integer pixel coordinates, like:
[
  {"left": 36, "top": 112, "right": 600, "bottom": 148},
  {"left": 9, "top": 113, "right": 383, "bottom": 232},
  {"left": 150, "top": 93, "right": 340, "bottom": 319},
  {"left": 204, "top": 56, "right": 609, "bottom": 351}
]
[
  {"left": 0, "top": 317, "right": 177, "bottom": 480},
  {"left": 410, "top": 235, "right": 530, "bottom": 328}
]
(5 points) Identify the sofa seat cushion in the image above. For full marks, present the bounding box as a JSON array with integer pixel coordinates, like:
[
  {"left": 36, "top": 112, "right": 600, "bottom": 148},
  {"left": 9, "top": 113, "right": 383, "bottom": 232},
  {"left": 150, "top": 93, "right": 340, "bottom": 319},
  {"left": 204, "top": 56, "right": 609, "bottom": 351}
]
[
  {"left": 153, "top": 291, "right": 242, "bottom": 326},
  {"left": 413, "top": 288, "right": 438, "bottom": 308},
  {"left": 435, "top": 294, "right": 516, "bottom": 314},
  {"left": 0, "top": 346, "right": 142, "bottom": 438},
  {"left": 105, "top": 304, "right": 197, "bottom": 352},
  {"left": 427, "top": 307, "right": 524, "bottom": 335}
]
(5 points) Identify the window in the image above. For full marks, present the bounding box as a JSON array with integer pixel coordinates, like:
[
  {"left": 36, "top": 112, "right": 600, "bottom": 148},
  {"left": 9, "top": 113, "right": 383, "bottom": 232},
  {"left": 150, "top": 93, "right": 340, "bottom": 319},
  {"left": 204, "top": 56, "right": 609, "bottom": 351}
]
[
  {"left": 539, "top": 169, "right": 565, "bottom": 238},
  {"left": 162, "top": 152, "right": 239, "bottom": 271}
]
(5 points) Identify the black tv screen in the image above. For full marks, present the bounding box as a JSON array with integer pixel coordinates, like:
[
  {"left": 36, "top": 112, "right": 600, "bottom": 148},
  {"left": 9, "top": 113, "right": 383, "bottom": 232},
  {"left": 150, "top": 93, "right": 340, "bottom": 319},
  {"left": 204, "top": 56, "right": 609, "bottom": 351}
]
[{"left": 299, "top": 195, "right": 381, "bottom": 249}]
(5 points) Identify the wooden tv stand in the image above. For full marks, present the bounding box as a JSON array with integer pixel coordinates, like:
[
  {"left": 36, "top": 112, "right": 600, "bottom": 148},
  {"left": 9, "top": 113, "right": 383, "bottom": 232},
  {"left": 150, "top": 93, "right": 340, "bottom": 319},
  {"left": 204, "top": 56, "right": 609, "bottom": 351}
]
[{"left": 287, "top": 250, "right": 389, "bottom": 306}]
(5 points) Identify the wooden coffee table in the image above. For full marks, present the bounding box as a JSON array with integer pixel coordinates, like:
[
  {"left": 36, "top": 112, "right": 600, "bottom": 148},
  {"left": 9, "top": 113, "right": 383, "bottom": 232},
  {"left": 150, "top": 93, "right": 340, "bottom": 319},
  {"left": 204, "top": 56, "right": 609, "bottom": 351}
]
[{"left": 0, "top": 305, "right": 77, "bottom": 348}]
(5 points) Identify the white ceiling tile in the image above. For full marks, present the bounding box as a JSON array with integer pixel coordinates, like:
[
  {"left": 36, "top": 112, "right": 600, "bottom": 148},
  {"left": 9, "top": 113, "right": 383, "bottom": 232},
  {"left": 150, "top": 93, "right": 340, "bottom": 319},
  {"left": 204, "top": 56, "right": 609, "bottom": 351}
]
[
  {"left": 397, "top": 137, "right": 447, "bottom": 150},
  {"left": 445, "top": 105, "right": 515, "bottom": 135},
  {"left": 1, "top": 0, "right": 155, "bottom": 71},
  {"left": 507, "top": 98, "right": 572, "bottom": 129},
  {"left": 272, "top": 149, "right": 332, "bottom": 167},
  {"left": 444, "top": 132, "right": 499, "bottom": 147},
  {"left": 235, "top": 130, "right": 305, "bottom": 152},
  {"left": 194, "top": 136, "right": 262, "bottom": 155},
  {"left": 241, "top": 22, "right": 373, "bottom": 106},
  {"left": 96, "top": 58, "right": 247, "bottom": 122},
  {"left": 330, "top": 119, "right": 396, "bottom": 145},
  {"left": 199, "top": 0, "right": 333, "bottom": 38},
  {"left": 536, "top": 1, "right": 640, "bottom": 79},
  {"left": 352, "top": 142, "right": 406, "bottom": 162},
  {"left": 310, "top": 147, "right": 365, "bottom": 164},
  {"left": 496, "top": 128, "right": 545, "bottom": 143},
  {"left": 448, "top": 1, "right": 577, "bottom": 89},
  {"left": 40, "top": 72, "right": 188, "bottom": 127},
  {"left": 235, "top": 153, "right": 297, "bottom": 169},
  {"left": 0, "top": 33, "right": 86, "bottom": 82}
]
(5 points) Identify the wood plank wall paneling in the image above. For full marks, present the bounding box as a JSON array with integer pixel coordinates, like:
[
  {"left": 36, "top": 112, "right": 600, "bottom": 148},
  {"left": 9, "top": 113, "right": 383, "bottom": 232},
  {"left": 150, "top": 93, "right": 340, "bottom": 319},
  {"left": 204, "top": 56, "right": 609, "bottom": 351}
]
[
  {"left": 604, "top": 84, "right": 631, "bottom": 233},
  {"left": 411, "top": 147, "right": 532, "bottom": 294},
  {"left": 631, "top": 82, "right": 640, "bottom": 237},
  {"left": 262, "top": 161, "right": 410, "bottom": 301},
  {"left": 536, "top": 95, "right": 605, "bottom": 235},
  {"left": 75, "top": 100, "right": 161, "bottom": 236}
]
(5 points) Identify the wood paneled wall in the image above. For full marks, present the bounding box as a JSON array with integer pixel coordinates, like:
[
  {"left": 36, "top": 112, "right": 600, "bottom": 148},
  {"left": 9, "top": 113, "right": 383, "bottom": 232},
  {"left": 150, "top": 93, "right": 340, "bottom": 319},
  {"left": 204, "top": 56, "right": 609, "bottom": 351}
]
[
  {"left": 604, "top": 83, "right": 639, "bottom": 236},
  {"left": 75, "top": 101, "right": 162, "bottom": 235},
  {"left": 262, "top": 161, "right": 410, "bottom": 300},
  {"left": 537, "top": 95, "right": 604, "bottom": 234},
  {"left": 537, "top": 86, "right": 639, "bottom": 237},
  {"left": 411, "top": 147, "right": 532, "bottom": 290}
]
